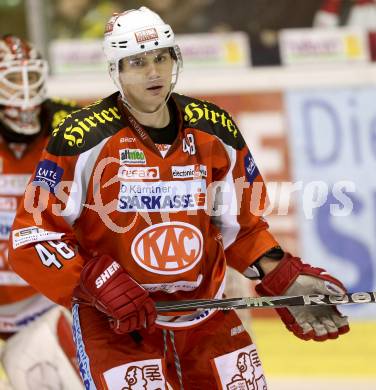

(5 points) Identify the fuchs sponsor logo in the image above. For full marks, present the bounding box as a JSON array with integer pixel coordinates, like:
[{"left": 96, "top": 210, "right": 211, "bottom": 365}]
[
  {"left": 244, "top": 151, "right": 259, "bottom": 184},
  {"left": 135, "top": 28, "right": 159, "bottom": 43},
  {"left": 33, "top": 160, "right": 64, "bottom": 193},
  {"left": 0, "top": 174, "right": 30, "bottom": 195},
  {"left": 103, "top": 359, "right": 166, "bottom": 390},
  {"left": 131, "top": 222, "right": 203, "bottom": 275},
  {"left": 119, "top": 148, "right": 146, "bottom": 165},
  {"left": 117, "top": 180, "right": 206, "bottom": 212},
  {"left": 118, "top": 166, "right": 160, "bottom": 180},
  {"left": 213, "top": 344, "right": 266, "bottom": 389},
  {"left": 172, "top": 164, "right": 207, "bottom": 179}
]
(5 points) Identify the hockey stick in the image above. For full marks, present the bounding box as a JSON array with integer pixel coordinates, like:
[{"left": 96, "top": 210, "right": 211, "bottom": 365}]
[{"left": 155, "top": 291, "right": 376, "bottom": 312}]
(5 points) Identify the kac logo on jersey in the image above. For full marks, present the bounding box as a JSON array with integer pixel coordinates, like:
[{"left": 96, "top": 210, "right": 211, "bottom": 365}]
[
  {"left": 131, "top": 222, "right": 203, "bottom": 275},
  {"left": 33, "top": 160, "right": 64, "bottom": 193},
  {"left": 244, "top": 152, "right": 259, "bottom": 184},
  {"left": 118, "top": 166, "right": 160, "bottom": 180},
  {"left": 119, "top": 148, "right": 146, "bottom": 165}
]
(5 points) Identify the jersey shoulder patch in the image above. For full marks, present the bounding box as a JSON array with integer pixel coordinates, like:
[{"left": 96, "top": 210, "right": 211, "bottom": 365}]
[
  {"left": 47, "top": 93, "right": 124, "bottom": 156},
  {"left": 173, "top": 93, "right": 245, "bottom": 150}
]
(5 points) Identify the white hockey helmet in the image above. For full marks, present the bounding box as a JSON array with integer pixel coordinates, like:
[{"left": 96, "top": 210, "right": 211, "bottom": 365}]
[
  {"left": 0, "top": 35, "right": 48, "bottom": 134},
  {"left": 103, "top": 7, "right": 182, "bottom": 99}
]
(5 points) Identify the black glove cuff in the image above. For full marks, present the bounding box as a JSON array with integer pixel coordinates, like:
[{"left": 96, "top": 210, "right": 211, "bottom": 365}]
[{"left": 243, "top": 246, "right": 284, "bottom": 280}]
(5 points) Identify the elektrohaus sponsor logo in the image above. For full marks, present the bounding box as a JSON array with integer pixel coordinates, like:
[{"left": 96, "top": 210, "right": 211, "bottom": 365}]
[
  {"left": 172, "top": 164, "right": 207, "bottom": 179},
  {"left": 119, "top": 148, "right": 146, "bottom": 165}
]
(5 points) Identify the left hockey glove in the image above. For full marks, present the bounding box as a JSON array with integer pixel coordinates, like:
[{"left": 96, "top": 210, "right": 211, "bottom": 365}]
[
  {"left": 255, "top": 253, "right": 350, "bottom": 341},
  {"left": 73, "top": 255, "right": 157, "bottom": 334}
]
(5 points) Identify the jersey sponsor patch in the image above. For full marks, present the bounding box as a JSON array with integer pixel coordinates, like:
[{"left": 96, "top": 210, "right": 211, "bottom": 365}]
[
  {"left": 103, "top": 359, "right": 166, "bottom": 390},
  {"left": 118, "top": 166, "right": 160, "bottom": 180},
  {"left": 212, "top": 344, "right": 267, "bottom": 390},
  {"left": 120, "top": 137, "right": 136, "bottom": 143},
  {"left": 171, "top": 164, "right": 207, "bottom": 179},
  {"left": 119, "top": 148, "right": 146, "bottom": 165},
  {"left": 117, "top": 180, "right": 206, "bottom": 212},
  {"left": 244, "top": 152, "right": 259, "bottom": 184},
  {"left": 0, "top": 174, "right": 30, "bottom": 195},
  {"left": 131, "top": 221, "right": 203, "bottom": 275},
  {"left": 12, "top": 227, "right": 64, "bottom": 249},
  {"left": 33, "top": 160, "right": 64, "bottom": 193}
]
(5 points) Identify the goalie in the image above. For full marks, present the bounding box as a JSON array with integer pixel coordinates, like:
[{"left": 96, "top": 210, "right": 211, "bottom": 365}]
[
  {"left": 8, "top": 7, "right": 349, "bottom": 389},
  {"left": 0, "top": 34, "right": 81, "bottom": 389}
]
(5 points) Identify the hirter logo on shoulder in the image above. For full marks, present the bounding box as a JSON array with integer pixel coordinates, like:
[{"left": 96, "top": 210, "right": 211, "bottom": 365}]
[{"left": 119, "top": 148, "right": 146, "bottom": 165}]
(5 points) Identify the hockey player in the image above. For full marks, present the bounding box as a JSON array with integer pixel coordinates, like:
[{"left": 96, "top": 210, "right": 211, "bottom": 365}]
[
  {"left": 0, "top": 34, "right": 80, "bottom": 338},
  {"left": 8, "top": 8, "right": 349, "bottom": 389}
]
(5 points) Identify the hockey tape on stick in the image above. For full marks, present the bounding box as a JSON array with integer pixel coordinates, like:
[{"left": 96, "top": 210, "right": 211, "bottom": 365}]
[{"left": 155, "top": 291, "right": 376, "bottom": 312}]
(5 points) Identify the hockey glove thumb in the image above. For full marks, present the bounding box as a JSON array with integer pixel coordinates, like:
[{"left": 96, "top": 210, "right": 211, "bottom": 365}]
[
  {"left": 72, "top": 254, "right": 156, "bottom": 334},
  {"left": 255, "top": 253, "right": 350, "bottom": 341}
]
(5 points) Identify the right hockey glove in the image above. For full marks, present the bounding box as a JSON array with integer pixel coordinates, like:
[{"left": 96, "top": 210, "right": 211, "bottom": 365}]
[
  {"left": 72, "top": 254, "right": 156, "bottom": 334},
  {"left": 255, "top": 253, "right": 349, "bottom": 341}
]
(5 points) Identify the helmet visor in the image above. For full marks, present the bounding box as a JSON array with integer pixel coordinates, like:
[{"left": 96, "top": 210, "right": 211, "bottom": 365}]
[{"left": 117, "top": 47, "right": 181, "bottom": 113}]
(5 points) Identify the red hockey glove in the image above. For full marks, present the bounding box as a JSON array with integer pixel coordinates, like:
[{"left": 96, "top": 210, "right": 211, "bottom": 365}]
[
  {"left": 73, "top": 255, "right": 156, "bottom": 334},
  {"left": 255, "top": 253, "right": 350, "bottom": 341}
]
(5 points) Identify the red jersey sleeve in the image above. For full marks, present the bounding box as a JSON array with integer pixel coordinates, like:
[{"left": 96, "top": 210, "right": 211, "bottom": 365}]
[
  {"left": 8, "top": 149, "right": 86, "bottom": 308},
  {"left": 210, "top": 123, "right": 279, "bottom": 273}
]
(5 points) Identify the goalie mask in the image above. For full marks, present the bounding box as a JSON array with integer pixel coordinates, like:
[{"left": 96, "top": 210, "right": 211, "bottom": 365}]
[
  {"left": 0, "top": 35, "right": 48, "bottom": 135},
  {"left": 103, "top": 7, "right": 183, "bottom": 114}
]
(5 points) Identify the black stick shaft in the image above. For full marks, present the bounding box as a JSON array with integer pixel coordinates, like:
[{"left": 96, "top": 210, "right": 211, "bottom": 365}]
[{"left": 155, "top": 291, "right": 376, "bottom": 312}]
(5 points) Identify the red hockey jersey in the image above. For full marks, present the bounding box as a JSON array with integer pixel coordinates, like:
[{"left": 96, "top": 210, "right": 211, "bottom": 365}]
[{"left": 8, "top": 93, "right": 278, "bottom": 327}]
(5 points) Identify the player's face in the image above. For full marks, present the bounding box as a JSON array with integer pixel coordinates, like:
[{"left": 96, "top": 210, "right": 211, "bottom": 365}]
[{"left": 119, "top": 48, "right": 174, "bottom": 113}]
